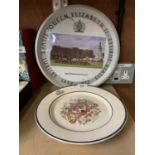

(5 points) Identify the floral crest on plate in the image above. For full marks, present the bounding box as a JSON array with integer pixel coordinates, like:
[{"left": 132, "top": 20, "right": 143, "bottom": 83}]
[{"left": 60, "top": 98, "right": 101, "bottom": 125}]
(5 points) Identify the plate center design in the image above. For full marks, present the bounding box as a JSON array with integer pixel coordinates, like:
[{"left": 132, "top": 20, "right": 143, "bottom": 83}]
[{"left": 60, "top": 98, "right": 101, "bottom": 124}]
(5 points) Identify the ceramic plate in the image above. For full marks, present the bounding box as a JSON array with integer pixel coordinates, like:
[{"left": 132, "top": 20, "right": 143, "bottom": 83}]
[
  {"left": 35, "top": 5, "right": 120, "bottom": 87},
  {"left": 36, "top": 85, "right": 127, "bottom": 144}
]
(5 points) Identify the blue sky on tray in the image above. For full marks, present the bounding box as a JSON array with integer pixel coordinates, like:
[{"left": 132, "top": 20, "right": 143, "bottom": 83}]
[{"left": 49, "top": 33, "right": 106, "bottom": 52}]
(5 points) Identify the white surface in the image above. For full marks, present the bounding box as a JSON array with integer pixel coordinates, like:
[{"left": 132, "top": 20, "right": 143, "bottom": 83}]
[{"left": 51, "top": 66, "right": 101, "bottom": 82}]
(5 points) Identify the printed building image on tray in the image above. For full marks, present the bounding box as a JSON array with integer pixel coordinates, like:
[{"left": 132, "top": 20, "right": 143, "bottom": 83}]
[{"left": 50, "top": 33, "right": 106, "bottom": 68}]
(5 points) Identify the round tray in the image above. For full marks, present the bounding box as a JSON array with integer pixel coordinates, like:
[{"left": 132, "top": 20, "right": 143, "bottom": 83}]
[
  {"left": 36, "top": 85, "right": 127, "bottom": 145},
  {"left": 35, "top": 5, "right": 120, "bottom": 87}
]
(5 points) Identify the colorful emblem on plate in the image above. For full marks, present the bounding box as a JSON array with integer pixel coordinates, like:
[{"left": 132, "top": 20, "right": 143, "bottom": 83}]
[{"left": 60, "top": 99, "right": 101, "bottom": 124}]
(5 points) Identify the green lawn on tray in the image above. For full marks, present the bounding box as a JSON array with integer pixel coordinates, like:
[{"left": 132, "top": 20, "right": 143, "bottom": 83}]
[{"left": 50, "top": 61, "right": 103, "bottom": 68}]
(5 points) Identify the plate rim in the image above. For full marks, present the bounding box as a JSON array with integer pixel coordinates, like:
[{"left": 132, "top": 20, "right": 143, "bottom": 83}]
[{"left": 35, "top": 104, "right": 128, "bottom": 145}]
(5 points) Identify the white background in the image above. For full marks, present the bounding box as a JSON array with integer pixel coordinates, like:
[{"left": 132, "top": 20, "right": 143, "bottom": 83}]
[{"left": 0, "top": 0, "right": 155, "bottom": 154}]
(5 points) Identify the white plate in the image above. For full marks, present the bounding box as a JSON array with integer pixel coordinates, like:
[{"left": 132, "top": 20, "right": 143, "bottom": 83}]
[
  {"left": 35, "top": 5, "right": 120, "bottom": 87},
  {"left": 36, "top": 85, "right": 127, "bottom": 145}
]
